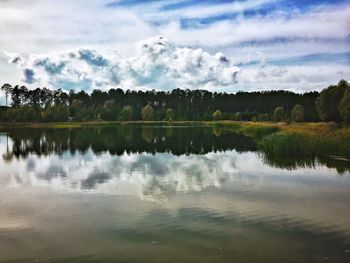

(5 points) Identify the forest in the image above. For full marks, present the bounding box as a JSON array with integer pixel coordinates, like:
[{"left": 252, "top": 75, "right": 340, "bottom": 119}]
[{"left": 0, "top": 80, "right": 349, "bottom": 123}]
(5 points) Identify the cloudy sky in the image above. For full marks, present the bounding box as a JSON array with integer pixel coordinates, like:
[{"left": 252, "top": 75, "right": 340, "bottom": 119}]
[{"left": 0, "top": 0, "right": 349, "bottom": 98}]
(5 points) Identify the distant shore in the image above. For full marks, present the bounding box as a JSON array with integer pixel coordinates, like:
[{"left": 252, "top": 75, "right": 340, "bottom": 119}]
[
  {"left": 0, "top": 121, "right": 349, "bottom": 143},
  {"left": 0, "top": 120, "right": 347, "bottom": 131},
  {"left": 0, "top": 120, "right": 209, "bottom": 129}
]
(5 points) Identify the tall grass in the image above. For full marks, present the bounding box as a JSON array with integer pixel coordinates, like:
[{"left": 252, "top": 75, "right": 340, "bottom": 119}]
[
  {"left": 260, "top": 132, "right": 317, "bottom": 157},
  {"left": 260, "top": 127, "right": 350, "bottom": 159},
  {"left": 211, "top": 121, "right": 350, "bottom": 169}
]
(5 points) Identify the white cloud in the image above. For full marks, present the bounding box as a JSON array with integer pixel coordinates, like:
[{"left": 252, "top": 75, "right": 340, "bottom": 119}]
[
  {"left": 0, "top": 0, "right": 349, "bottom": 93},
  {"left": 0, "top": 148, "right": 240, "bottom": 202},
  {"left": 0, "top": 0, "right": 155, "bottom": 53},
  {"left": 0, "top": 146, "right": 342, "bottom": 202},
  {"left": 238, "top": 64, "right": 350, "bottom": 92},
  {"left": 157, "top": 4, "right": 350, "bottom": 47},
  {"left": 1, "top": 0, "right": 348, "bottom": 53},
  {"left": 5, "top": 36, "right": 240, "bottom": 91}
]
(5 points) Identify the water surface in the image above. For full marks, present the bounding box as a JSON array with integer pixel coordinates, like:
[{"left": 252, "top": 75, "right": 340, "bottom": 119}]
[{"left": 0, "top": 126, "right": 349, "bottom": 262}]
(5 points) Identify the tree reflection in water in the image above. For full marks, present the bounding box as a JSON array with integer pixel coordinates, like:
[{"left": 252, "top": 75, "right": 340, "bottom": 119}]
[{"left": 1, "top": 125, "right": 349, "bottom": 187}]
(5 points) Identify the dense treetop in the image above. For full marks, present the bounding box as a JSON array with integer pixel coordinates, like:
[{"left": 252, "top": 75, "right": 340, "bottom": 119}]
[{"left": 0, "top": 80, "right": 349, "bottom": 123}]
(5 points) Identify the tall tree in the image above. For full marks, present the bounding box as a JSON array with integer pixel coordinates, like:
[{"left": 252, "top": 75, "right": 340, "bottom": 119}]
[
  {"left": 273, "top": 106, "right": 285, "bottom": 122},
  {"left": 120, "top": 105, "right": 133, "bottom": 121},
  {"left": 338, "top": 86, "right": 350, "bottom": 123},
  {"left": 165, "top": 108, "right": 174, "bottom": 121},
  {"left": 28, "top": 88, "right": 42, "bottom": 108},
  {"left": 10, "top": 85, "right": 21, "bottom": 107},
  {"left": 19, "top": 86, "right": 29, "bottom": 105},
  {"left": 291, "top": 104, "right": 305, "bottom": 122},
  {"left": 1, "top": 83, "right": 12, "bottom": 107},
  {"left": 315, "top": 80, "right": 347, "bottom": 122},
  {"left": 4, "top": 81, "right": 348, "bottom": 123},
  {"left": 141, "top": 104, "right": 154, "bottom": 121},
  {"left": 212, "top": 109, "right": 223, "bottom": 121}
]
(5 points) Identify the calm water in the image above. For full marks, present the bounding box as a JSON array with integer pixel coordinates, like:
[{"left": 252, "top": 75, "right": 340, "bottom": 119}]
[{"left": 0, "top": 125, "right": 349, "bottom": 262}]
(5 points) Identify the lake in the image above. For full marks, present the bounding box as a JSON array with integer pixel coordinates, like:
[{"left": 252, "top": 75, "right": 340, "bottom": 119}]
[{"left": 0, "top": 125, "right": 349, "bottom": 262}]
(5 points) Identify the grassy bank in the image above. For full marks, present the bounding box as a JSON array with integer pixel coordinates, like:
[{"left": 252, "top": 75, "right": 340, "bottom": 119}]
[
  {"left": 214, "top": 121, "right": 350, "bottom": 159},
  {"left": 261, "top": 124, "right": 350, "bottom": 159}
]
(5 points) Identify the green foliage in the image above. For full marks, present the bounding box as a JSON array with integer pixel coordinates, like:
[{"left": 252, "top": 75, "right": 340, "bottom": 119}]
[
  {"left": 257, "top": 113, "right": 269, "bottom": 122},
  {"left": 2, "top": 106, "right": 48, "bottom": 122},
  {"left": 165, "top": 108, "right": 174, "bottom": 121},
  {"left": 69, "top": 99, "right": 83, "bottom": 117},
  {"left": 23, "top": 106, "right": 39, "bottom": 122},
  {"left": 273, "top": 106, "right": 285, "bottom": 122},
  {"left": 56, "top": 105, "right": 70, "bottom": 121},
  {"left": 338, "top": 86, "right": 350, "bottom": 123},
  {"left": 315, "top": 80, "right": 348, "bottom": 122},
  {"left": 0, "top": 80, "right": 346, "bottom": 123},
  {"left": 10, "top": 85, "right": 22, "bottom": 107},
  {"left": 73, "top": 107, "right": 95, "bottom": 122},
  {"left": 261, "top": 132, "right": 316, "bottom": 157},
  {"left": 212, "top": 109, "right": 223, "bottom": 121},
  {"left": 101, "top": 99, "right": 117, "bottom": 121},
  {"left": 260, "top": 128, "right": 350, "bottom": 160},
  {"left": 203, "top": 113, "right": 211, "bottom": 121},
  {"left": 41, "top": 105, "right": 69, "bottom": 122},
  {"left": 291, "top": 104, "right": 304, "bottom": 122},
  {"left": 120, "top": 105, "right": 133, "bottom": 121},
  {"left": 1, "top": 107, "right": 37, "bottom": 122},
  {"left": 0, "top": 85, "right": 321, "bottom": 123},
  {"left": 141, "top": 104, "right": 154, "bottom": 121}
]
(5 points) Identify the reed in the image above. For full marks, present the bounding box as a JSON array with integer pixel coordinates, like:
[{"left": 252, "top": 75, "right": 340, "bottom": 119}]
[
  {"left": 260, "top": 126, "right": 350, "bottom": 158},
  {"left": 211, "top": 121, "right": 350, "bottom": 161}
]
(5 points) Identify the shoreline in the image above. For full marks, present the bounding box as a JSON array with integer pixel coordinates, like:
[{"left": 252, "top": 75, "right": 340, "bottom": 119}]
[
  {"left": 0, "top": 120, "right": 212, "bottom": 129},
  {"left": 0, "top": 120, "right": 346, "bottom": 129}
]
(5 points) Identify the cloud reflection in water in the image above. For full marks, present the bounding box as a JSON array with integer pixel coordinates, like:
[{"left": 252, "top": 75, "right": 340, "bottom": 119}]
[{"left": 1, "top": 149, "right": 238, "bottom": 202}]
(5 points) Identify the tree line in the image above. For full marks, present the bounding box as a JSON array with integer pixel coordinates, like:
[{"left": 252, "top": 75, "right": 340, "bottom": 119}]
[{"left": 0, "top": 80, "right": 349, "bottom": 123}]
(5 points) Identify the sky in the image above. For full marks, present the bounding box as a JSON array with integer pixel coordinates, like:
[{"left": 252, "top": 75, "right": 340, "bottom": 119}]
[{"left": 0, "top": 0, "right": 349, "bottom": 101}]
